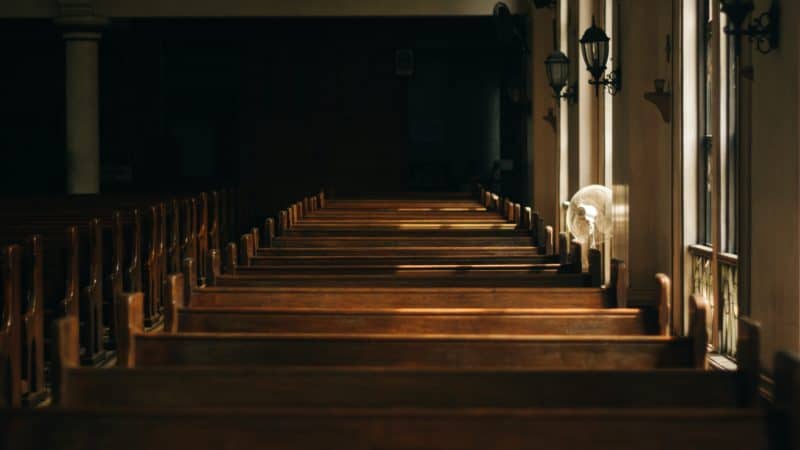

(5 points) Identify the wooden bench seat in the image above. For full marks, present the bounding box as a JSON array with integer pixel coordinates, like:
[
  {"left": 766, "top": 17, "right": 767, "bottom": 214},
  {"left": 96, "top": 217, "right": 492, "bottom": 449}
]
[
  {"left": 189, "top": 286, "right": 611, "bottom": 309},
  {"left": 256, "top": 246, "right": 543, "bottom": 257},
  {"left": 304, "top": 212, "right": 502, "bottom": 219},
  {"left": 325, "top": 200, "right": 485, "bottom": 206},
  {"left": 212, "top": 272, "right": 593, "bottom": 287},
  {"left": 133, "top": 332, "right": 700, "bottom": 369},
  {"left": 234, "top": 263, "right": 565, "bottom": 276},
  {"left": 248, "top": 255, "right": 556, "bottom": 266},
  {"left": 56, "top": 367, "right": 754, "bottom": 409},
  {"left": 176, "top": 307, "right": 653, "bottom": 335},
  {"left": 1, "top": 407, "right": 773, "bottom": 450},
  {"left": 281, "top": 227, "right": 526, "bottom": 237},
  {"left": 271, "top": 236, "right": 537, "bottom": 247},
  {"left": 298, "top": 217, "right": 511, "bottom": 223}
]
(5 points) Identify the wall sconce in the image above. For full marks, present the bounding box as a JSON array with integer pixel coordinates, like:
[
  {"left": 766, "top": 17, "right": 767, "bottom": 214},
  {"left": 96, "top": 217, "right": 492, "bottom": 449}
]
[
  {"left": 544, "top": 50, "right": 577, "bottom": 103},
  {"left": 543, "top": 107, "right": 558, "bottom": 132},
  {"left": 531, "top": 0, "right": 556, "bottom": 8},
  {"left": 720, "top": 0, "right": 780, "bottom": 55},
  {"left": 643, "top": 79, "right": 672, "bottom": 123},
  {"left": 579, "top": 16, "right": 621, "bottom": 96}
]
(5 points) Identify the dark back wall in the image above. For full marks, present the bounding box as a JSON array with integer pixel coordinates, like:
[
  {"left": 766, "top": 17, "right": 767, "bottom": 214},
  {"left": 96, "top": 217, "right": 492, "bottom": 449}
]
[{"left": 1, "top": 18, "right": 529, "bottom": 227}]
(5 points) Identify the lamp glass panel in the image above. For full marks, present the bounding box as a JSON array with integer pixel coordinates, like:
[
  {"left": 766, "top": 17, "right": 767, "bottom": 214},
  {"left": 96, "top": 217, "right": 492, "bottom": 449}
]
[
  {"left": 598, "top": 40, "right": 609, "bottom": 69},
  {"left": 545, "top": 51, "right": 570, "bottom": 93},
  {"left": 582, "top": 40, "right": 609, "bottom": 80},
  {"left": 553, "top": 61, "right": 569, "bottom": 87}
]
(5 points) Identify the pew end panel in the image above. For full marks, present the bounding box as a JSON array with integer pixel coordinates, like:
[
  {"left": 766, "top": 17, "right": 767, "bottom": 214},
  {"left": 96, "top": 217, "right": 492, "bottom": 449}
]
[
  {"left": 104, "top": 213, "right": 124, "bottom": 353},
  {"left": 264, "top": 218, "right": 275, "bottom": 247},
  {"left": 207, "top": 249, "right": 221, "bottom": 286},
  {"left": 589, "top": 248, "right": 602, "bottom": 288},
  {"left": 690, "top": 294, "right": 709, "bottom": 369},
  {"left": 774, "top": 351, "right": 800, "bottom": 450},
  {"left": 239, "top": 234, "right": 254, "bottom": 266},
  {"left": 558, "top": 232, "right": 569, "bottom": 266},
  {"left": 610, "top": 259, "right": 629, "bottom": 307},
  {"left": 558, "top": 238, "right": 582, "bottom": 274},
  {"left": 250, "top": 227, "right": 260, "bottom": 252},
  {"left": 224, "top": 242, "right": 238, "bottom": 275},
  {"left": 278, "top": 210, "right": 288, "bottom": 235},
  {"left": 79, "top": 218, "right": 109, "bottom": 366},
  {"left": 0, "top": 245, "right": 22, "bottom": 407},
  {"left": 126, "top": 210, "right": 144, "bottom": 292},
  {"left": 655, "top": 273, "right": 672, "bottom": 336},
  {"left": 737, "top": 316, "right": 761, "bottom": 407},
  {"left": 20, "top": 236, "right": 47, "bottom": 406},
  {"left": 523, "top": 206, "right": 532, "bottom": 233},
  {"left": 197, "top": 193, "right": 209, "bottom": 287},
  {"left": 51, "top": 316, "right": 79, "bottom": 405},
  {"left": 163, "top": 273, "right": 185, "bottom": 333},
  {"left": 182, "top": 258, "right": 198, "bottom": 309},
  {"left": 209, "top": 191, "right": 221, "bottom": 252},
  {"left": 61, "top": 227, "right": 81, "bottom": 325},
  {"left": 532, "top": 212, "right": 546, "bottom": 248},
  {"left": 114, "top": 292, "right": 144, "bottom": 368},
  {"left": 544, "top": 226, "right": 554, "bottom": 256},
  {"left": 143, "top": 206, "right": 165, "bottom": 331}
]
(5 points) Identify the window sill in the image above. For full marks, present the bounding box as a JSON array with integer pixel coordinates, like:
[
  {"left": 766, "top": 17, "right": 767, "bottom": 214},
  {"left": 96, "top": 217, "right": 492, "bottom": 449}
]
[{"left": 708, "top": 353, "right": 737, "bottom": 371}]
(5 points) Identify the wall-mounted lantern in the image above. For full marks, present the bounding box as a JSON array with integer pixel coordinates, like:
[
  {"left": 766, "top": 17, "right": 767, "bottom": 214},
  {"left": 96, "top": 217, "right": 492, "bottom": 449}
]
[
  {"left": 544, "top": 50, "right": 577, "bottom": 103},
  {"left": 720, "top": 0, "right": 780, "bottom": 55},
  {"left": 579, "top": 16, "right": 620, "bottom": 96}
]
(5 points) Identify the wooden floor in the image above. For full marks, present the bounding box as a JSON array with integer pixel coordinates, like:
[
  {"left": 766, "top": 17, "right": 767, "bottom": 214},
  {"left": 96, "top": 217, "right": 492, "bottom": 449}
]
[{"left": 0, "top": 189, "right": 794, "bottom": 449}]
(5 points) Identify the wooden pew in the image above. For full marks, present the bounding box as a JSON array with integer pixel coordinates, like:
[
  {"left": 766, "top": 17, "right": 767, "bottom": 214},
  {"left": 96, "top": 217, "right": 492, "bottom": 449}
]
[
  {"left": 249, "top": 251, "right": 558, "bottom": 267},
  {"left": 176, "top": 307, "right": 654, "bottom": 335},
  {"left": 177, "top": 253, "right": 648, "bottom": 337},
  {"left": 189, "top": 286, "right": 611, "bottom": 308},
  {"left": 0, "top": 190, "right": 227, "bottom": 375},
  {"left": 48, "top": 309, "right": 760, "bottom": 410},
  {"left": 133, "top": 332, "right": 700, "bottom": 369},
  {"left": 271, "top": 235, "right": 537, "bottom": 248},
  {"left": 193, "top": 260, "right": 608, "bottom": 308},
  {"left": 213, "top": 250, "right": 592, "bottom": 288},
  {"left": 137, "top": 271, "right": 701, "bottom": 370},
  {"left": 0, "top": 407, "right": 773, "bottom": 450},
  {"left": 211, "top": 271, "right": 594, "bottom": 288},
  {"left": 256, "top": 246, "right": 543, "bottom": 257},
  {"left": 230, "top": 233, "right": 580, "bottom": 278},
  {"left": 55, "top": 367, "right": 760, "bottom": 410}
]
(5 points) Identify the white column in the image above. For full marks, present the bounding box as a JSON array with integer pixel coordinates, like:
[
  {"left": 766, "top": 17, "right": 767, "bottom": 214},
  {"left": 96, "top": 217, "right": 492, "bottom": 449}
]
[{"left": 63, "top": 30, "right": 101, "bottom": 193}]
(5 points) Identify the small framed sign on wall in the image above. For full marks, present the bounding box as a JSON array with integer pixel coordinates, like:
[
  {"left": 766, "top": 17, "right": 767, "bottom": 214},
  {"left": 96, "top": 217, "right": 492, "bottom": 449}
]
[{"left": 395, "top": 49, "right": 414, "bottom": 77}]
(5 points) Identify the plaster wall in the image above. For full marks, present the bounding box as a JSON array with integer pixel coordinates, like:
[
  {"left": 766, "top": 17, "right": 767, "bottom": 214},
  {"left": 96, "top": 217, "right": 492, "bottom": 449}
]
[
  {"left": 531, "top": 8, "right": 560, "bottom": 229},
  {"left": 612, "top": 0, "right": 673, "bottom": 305},
  {"left": 748, "top": 0, "right": 800, "bottom": 368}
]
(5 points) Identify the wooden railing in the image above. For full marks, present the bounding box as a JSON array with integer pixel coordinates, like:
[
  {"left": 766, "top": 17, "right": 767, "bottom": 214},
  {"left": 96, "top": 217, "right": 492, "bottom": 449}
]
[{"left": 689, "top": 245, "right": 739, "bottom": 358}]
